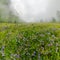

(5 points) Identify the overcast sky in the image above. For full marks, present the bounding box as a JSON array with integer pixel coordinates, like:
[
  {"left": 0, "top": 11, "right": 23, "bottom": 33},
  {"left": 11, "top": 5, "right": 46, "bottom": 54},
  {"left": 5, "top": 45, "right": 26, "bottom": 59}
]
[{"left": 10, "top": 0, "right": 60, "bottom": 22}]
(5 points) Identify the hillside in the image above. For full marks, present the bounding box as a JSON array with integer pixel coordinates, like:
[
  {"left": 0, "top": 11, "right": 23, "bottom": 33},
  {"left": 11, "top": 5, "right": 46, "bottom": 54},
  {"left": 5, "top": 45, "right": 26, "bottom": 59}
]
[{"left": 0, "top": 23, "right": 60, "bottom": 60}]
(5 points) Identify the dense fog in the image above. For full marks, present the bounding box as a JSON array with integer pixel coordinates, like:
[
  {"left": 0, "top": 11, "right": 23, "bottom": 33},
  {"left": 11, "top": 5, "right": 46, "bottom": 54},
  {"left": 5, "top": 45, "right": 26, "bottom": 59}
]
[{"left": 11, "top": 0, "right": 60, "bottom": 22}]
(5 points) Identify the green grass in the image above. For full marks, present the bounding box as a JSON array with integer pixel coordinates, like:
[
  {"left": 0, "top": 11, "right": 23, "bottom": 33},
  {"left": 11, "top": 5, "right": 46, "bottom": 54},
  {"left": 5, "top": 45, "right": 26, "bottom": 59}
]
[{"left": 0, "top": 23, "right": 60, "bottom": 60}]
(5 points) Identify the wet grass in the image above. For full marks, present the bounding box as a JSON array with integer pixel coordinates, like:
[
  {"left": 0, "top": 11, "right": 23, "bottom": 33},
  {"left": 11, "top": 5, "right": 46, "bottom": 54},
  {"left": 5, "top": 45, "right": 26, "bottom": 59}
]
[{"left": 0, "top": 23, "right": 60, "bottom": 60}]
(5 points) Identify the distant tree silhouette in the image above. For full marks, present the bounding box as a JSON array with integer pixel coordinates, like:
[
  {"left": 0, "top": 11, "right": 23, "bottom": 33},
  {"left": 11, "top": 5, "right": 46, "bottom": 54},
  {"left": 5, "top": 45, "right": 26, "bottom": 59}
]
[
  {"left": 51, "top": 17, "right": 56, "bottom": 22},
  {"left": 56, "top": 11, "right": 60, "bottom": 22}
]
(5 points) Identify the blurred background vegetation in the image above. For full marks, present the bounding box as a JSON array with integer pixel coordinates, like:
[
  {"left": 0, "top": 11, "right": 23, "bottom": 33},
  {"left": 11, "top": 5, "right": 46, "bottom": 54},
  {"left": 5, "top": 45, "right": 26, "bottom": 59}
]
[
  {"left": 0, "top": 0, "right": 60, "bottom": 23},
  {"left": 0, "top": 0, "right": 20, "bottom": 23}
]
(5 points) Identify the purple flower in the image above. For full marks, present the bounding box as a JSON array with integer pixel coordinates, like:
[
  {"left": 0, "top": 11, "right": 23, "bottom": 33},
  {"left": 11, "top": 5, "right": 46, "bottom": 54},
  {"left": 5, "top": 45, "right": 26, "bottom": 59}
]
[{"left": 48, "top": 43, "right": 52, "bottom": 47}]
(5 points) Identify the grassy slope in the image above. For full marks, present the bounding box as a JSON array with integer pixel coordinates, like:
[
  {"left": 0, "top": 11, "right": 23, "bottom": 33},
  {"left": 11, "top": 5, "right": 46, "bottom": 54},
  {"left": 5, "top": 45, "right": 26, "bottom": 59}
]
[{"left": 0, "top": 23, "right": 60, "bottom": 60}]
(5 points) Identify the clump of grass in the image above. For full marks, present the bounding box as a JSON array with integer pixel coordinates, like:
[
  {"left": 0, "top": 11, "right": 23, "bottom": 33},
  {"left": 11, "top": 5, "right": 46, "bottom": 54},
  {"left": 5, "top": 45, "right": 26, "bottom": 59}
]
[{"left": 0, "top": 23, "right": 60, "bottom": 60}]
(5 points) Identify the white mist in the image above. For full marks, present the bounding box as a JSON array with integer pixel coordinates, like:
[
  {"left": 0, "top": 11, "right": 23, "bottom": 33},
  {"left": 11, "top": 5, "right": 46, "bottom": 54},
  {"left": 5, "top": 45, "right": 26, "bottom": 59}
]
[{"left": 10, "top": 0, "right": 60, "bottom": 22}]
